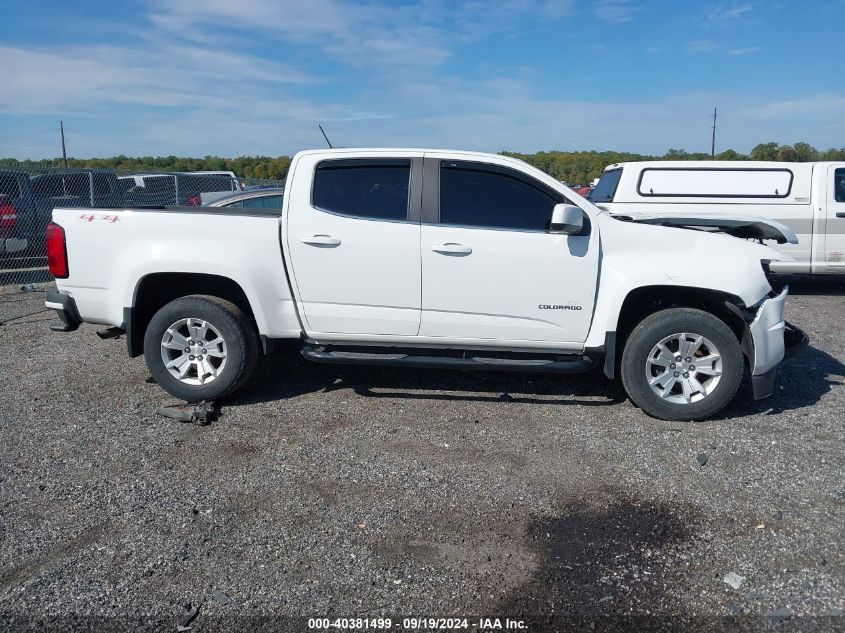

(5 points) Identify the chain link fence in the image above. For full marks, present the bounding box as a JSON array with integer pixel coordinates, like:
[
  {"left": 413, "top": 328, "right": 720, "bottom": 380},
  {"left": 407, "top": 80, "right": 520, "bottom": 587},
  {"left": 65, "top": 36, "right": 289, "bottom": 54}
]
[{"left": 0, "top": 167, "right": 284, "bottom": 285}]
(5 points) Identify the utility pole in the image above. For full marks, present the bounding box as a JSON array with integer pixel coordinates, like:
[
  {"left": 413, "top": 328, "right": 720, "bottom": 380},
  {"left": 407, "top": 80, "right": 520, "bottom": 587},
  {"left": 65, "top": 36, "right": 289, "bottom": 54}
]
[
  {"left": 60, "top": 121, "right": 69, "bottom": 169},
  {"left": 710, "top": 107, "right": 717, "bottom": 159}
]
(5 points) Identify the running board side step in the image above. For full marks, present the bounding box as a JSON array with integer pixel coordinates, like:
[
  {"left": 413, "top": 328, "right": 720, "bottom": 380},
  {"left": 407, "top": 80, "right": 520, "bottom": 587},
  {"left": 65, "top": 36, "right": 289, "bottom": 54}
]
[{"left": 300, "top": 345, "right": 595, "bottom": 373}]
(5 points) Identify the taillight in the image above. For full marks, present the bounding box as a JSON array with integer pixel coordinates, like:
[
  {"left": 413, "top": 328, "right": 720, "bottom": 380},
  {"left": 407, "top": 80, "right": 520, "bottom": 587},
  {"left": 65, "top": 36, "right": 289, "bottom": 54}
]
[
  {"left": 0, "top": 201, "right": 16, "bottom": 228},
  {"left": 187, "top": 195, "right": 201, "bottom": 206},
  {"left": 46, "top": 222, "right": 69, "bottom": 278}
]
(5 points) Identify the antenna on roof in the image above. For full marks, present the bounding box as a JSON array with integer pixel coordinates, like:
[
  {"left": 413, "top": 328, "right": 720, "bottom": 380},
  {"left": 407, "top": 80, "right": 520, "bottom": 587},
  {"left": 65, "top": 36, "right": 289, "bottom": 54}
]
[{"left": 318, "top": 124, "right": 333, "bottom": 149}]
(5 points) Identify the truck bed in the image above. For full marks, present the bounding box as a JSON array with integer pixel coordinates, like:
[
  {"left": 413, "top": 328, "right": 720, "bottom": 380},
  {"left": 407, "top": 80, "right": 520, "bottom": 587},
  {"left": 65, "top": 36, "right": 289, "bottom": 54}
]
[{"left": 51, "top": 206, "right": 300, "bottom": 338}]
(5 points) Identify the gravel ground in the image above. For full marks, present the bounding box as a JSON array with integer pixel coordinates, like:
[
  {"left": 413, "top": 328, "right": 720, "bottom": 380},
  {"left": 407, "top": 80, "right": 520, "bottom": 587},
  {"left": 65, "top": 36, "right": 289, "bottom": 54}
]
[{"left": 0, "top": 279, "right": 843, "bottom": 632}]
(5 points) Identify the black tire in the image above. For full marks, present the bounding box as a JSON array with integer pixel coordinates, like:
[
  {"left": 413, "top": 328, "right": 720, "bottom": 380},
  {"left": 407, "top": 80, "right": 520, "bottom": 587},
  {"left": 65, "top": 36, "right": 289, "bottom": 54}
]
[
  {"left": 620, "top": 308, "right": 743, "bottom": 421},
  {"left": 143, "top": 295, "right": 259, "bottom": 402}
]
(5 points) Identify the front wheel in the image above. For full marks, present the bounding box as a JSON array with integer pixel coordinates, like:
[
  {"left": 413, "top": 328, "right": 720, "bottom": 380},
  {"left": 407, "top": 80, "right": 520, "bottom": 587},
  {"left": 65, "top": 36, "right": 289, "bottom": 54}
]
[
  {"left": 143, "top": 295, "right": 259, "bottom": 401},
  {"left": 620, "top": 308, "right": 743, "bottom": 421}
]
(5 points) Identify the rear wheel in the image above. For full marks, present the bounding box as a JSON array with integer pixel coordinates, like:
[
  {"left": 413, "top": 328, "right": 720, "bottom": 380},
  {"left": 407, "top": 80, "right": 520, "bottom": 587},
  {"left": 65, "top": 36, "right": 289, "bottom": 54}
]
[
  {"left": 621, "top": 308, "right": 743, "bottom": 421},
  {"left": 143, "top": 295, "right": 259, "bottom": 401}
]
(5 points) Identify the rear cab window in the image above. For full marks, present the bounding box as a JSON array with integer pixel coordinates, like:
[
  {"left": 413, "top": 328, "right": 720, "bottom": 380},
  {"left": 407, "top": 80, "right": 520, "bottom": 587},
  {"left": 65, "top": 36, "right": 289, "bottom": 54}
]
[
  {"left": 312, "top": 159, "right": 410, "bottom": 221},
  {"left": 32, "top": 174, "right": 90, "bottom": 199},
  {"left": 141, "top": 176, "right": 176, "bottom": 194},
  {"left": 92, "top": 173, "right": 115, "bottom": 197},
  {"left": 0, "top": 174, "right": 21, "bottom": 199},
  {"left": 588, "top": 168, "right": 622, "bottom": 203}
]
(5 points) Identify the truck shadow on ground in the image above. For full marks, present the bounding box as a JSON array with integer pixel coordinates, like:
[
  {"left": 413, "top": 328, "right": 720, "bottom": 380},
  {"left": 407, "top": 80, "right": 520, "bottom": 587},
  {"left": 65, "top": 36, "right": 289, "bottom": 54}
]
[
  {"left": 492, "top": 499, "right": 695, "bottom": 632},
  {"left": 231, "top": 345, "right": 625, "bottom": 408},
  {"left": 718, "top": 345, "right": 845, "bottom": 419},
  {"left": 231, "top": 342, "right": 843, "bottom": 417}
]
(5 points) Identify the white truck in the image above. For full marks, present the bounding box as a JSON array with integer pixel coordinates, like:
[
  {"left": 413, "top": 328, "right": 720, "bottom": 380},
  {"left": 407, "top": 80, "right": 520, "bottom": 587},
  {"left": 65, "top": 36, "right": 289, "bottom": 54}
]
[
  {"left": 44, "top": 149, "right": 807, "bottom": 421},
  {"left": 589, "top": 160, "right": 845, "bottom": 274}
]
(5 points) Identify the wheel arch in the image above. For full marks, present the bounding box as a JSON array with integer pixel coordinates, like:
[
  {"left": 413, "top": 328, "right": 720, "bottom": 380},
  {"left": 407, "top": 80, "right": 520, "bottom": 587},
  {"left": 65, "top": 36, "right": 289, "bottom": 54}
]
[
  {"left": 126, "top": 273, "right": 257, "bottom": 357},
  {"left": 601, "top": 285, "right": 748, "bottom": 380}
]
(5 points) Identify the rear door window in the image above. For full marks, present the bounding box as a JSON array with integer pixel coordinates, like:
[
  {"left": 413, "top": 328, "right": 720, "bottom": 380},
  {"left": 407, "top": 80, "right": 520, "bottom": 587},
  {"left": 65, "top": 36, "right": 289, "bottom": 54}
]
[{"left": 313, "top": 160, "right": 410, "bottom": 221}]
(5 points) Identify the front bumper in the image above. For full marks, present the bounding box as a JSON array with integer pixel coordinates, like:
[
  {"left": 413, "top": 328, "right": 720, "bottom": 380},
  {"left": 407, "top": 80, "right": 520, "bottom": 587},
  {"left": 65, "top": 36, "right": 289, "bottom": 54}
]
[
  {"left": 747, "top": 286, "right": 808, "bottom": 399},
  {"left": 45, "top": 291, "right": 82, "bottom": 332}
]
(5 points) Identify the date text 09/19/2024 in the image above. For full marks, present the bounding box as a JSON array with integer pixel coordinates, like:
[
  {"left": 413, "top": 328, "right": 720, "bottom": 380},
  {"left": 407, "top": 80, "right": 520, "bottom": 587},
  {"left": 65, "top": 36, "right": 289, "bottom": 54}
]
[{"left": 307, "top": 617, "right": 528, "bottom": 630}]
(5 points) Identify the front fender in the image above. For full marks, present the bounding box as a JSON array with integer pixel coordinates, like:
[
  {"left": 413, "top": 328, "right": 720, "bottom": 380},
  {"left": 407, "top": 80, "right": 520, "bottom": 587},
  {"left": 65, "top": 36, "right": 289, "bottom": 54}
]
[{"left": 584, "top": 217, "right": 783, "bottom": 348}]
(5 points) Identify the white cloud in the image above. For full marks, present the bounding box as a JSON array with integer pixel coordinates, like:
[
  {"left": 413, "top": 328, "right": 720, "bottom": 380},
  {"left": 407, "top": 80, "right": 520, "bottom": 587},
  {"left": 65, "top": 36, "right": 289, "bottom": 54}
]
[
  {"left": 593, "top": 0, "right": 637, "bottom": 24},
  {"left": 1, "top": 0, "right": 842, "bottom": 159},
  {"left": 145, "top": 0, "right": 574, "bottom": 70},
  {"left": 0, "top": 44, "right": 313, "bottom": 113},
  {"left": 708, "top": 2, "right": 752, "bottom": 24},
  {"left": 5, "top": 78, "right": 845, "bottom": 158},
  {"left": 687, "top": 39, "right": 718, "bottom": 52},
  {"left": 743, "top": 94, "right": 845, "bottom": 119},
  {"left": 687, "top": 40, "right": 761, "bottom": 55},
  {"left": 728, "top": 46, "right": 761, "bottom": 55}
]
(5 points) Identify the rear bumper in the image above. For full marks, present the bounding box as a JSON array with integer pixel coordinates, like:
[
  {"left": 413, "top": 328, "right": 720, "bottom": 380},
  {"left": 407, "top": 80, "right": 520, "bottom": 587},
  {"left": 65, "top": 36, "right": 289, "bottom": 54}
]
[
  {"left": 747, "top": 286, "right": 808, "bottom": 399},
  {"left": 45, "top": 291, "right": 82, "bottom": 332}
]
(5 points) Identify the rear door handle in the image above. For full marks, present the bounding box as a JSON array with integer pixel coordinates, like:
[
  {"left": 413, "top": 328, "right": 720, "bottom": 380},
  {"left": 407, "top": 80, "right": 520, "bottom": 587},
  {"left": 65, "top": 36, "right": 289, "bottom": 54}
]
[
  {"left": 431, "top": 243, "right": 472, "bottom": 255},
  {"left": 301, "top": 235, "right": 341, "bottom": 247},
  {"left": 837, "top": 212, "right": 845, "bottom": 218}
]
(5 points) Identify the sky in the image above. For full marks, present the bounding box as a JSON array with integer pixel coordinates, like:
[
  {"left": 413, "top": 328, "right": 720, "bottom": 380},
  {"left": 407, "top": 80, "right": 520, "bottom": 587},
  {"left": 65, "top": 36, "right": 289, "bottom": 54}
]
[{"left": 1, "top": 0, "right": 844, "bottom": 159}]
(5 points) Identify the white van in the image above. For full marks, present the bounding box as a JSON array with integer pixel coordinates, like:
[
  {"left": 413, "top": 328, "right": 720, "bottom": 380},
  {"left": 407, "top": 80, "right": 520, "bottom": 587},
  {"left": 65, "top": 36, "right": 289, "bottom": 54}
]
[{"left": 589, "top": 161, "right": 845, "bottom": 274}]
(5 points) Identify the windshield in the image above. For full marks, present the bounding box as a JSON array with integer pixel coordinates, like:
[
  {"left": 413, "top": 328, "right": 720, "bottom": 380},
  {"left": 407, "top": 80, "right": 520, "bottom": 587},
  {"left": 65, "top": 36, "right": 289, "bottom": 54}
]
[{"left": 588, "top": 168, "right": 622, "bottom": 203}]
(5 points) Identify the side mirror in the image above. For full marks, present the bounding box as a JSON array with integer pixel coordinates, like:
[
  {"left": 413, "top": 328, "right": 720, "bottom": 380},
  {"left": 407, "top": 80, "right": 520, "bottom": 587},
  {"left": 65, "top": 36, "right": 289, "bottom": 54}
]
[{"left": 550, "top": 204, "right": 584, "bottom": 235}]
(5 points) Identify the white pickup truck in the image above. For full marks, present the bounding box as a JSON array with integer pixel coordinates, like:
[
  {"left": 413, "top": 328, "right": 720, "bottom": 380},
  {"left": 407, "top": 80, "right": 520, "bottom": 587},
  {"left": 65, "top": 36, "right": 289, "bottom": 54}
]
[
  {"left": 44, "top": 149, "right": 807, "bottom": 421},
  {"left": 589, "top": 160, "right": 845, "bottom": 274}
]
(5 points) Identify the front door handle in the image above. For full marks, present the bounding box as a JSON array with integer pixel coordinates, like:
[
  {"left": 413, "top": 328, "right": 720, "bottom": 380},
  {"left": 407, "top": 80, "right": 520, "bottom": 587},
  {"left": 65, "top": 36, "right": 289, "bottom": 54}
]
[
  {"left": 301, "top": 235, "right": 341, "bottom": 247},
  {"left": 837, "top": 212, "right": 845, "bottom": 218},
  {"left": 431, "top": 243, "right": 472, "bottom": 255}
]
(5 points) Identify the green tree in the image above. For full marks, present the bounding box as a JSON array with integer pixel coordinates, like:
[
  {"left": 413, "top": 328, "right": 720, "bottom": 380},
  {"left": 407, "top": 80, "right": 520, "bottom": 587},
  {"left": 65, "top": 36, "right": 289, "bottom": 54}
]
[
  {"left": 791, "top": 142, "right": 818, "bottom": 162},
  {"left": 750, "top": 142, "right": 779, "bottom": 161},
  {"left": 776, "top": 145, "right": 798, "bottom": 162}
]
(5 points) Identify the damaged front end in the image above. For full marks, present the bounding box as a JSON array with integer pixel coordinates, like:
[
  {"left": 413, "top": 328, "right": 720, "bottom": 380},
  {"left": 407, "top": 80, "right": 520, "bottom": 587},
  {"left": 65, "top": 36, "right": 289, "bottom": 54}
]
[
  {"left": 612, "top": 212, "right": 799, "bottom": 245},
  {"left": 733, "top": 287, "right": 809, "bottom": 399}
]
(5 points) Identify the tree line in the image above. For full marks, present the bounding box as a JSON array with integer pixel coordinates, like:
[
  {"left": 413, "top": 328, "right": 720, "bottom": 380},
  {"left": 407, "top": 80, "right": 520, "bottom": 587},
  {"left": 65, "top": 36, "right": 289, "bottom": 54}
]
[
  {"left": 2, "top": 142, "right": 844, "bottom": 185},
  {"left": 0, "top": 155, "right": 292, "bottom": 180},
  {"left": 503, "top": 142, "right": 845, "bottom": 184}
]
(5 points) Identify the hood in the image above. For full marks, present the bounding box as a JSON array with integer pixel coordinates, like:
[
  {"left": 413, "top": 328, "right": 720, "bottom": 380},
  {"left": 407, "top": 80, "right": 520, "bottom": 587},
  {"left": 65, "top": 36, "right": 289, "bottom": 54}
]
[
  {"left": 609, "top": 211, "right": 798, "bottom": 245},
  {"left": 595, "top": 213, "right": 792, "bottom": 309}
]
